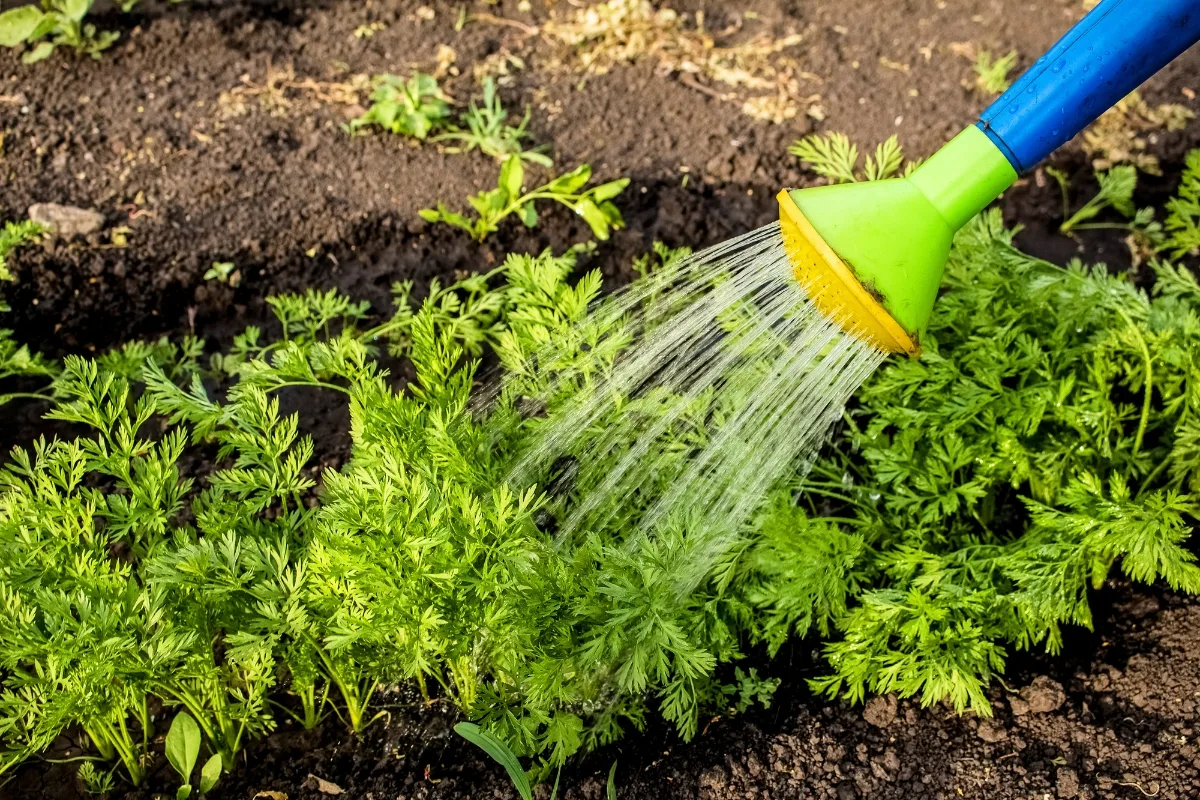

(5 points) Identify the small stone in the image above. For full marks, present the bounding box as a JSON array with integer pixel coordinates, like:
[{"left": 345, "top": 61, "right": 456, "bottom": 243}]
[
  {"left": 1021, "top": 676, "right": 1067, "bottom": 714},
  {"left": 705, "top": 153, "right": 735, "bottom": 181},
  {"left": 28, "top": 203, "right": 104, "bottom": 238},
  {"left": 977, "top": 720, "right": 1008, "bottom": 743},
  {"left": 1056, "top": 767, "right": 1080, "bottom": 798},
  {"left": 1009, "top": 695, "right": 1031, "bottom": 716}
]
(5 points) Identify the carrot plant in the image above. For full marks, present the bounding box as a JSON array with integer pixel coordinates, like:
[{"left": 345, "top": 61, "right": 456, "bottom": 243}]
[
  {"left": 1161, "top": 148, "right": 1200, "bottom": 257},
  {"left": 0, "top": 156, "right": 1199, "bottom": 787}
]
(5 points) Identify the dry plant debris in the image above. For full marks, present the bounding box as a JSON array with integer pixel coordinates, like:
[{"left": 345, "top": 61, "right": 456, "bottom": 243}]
[
  {"left": 1083, "top": 91, "right": 1194, "bottom": 175},
  {"left": 217, "top": 62, "right": 371, "bottom": 119},
  {"left": 540, "top": 0, "right": 816, "bottom": 123}
]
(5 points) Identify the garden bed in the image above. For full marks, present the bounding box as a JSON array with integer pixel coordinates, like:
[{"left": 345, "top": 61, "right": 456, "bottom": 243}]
[{"left": 3, "top": 1, "right": 1200, "bottom": 798}]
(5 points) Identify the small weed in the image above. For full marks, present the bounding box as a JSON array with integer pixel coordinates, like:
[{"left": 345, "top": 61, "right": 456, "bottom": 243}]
[
  {"left": 77, "top": 762, "right": 115, "bottom": 796},
  {"left": 789, "top": 133, "right": 911, "bottom": 184},
  {"left": 434, "top": 78, "right": 552, "bottom": 166},
  {"left": 723, "top": 667, "right": 781, "bottom": 714},
  {"left": 165, "top": 712, "right": 222, "bottom": 799},
  {"left": 204, "top": 262, "right": 239, "bottom": 286},
  {"left": 347, "top": 73, "right": 450, "bottom": 139},
  {"left": 420, "top": 155, "right": 628, "bottom": 242},
  {"left": 972, "top": 49, "right": 1018, "bottom": 94},
  {"left": 0, "top": 0, "right": 120, "bottom": 63}
]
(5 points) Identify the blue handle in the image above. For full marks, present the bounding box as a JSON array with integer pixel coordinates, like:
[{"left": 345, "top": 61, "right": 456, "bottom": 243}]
[{"left": 978, "top": 0, "right": 1200, "bottom": 173}]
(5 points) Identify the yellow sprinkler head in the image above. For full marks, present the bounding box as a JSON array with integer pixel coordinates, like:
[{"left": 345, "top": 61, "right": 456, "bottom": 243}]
[
  {"left": 775, "top": 127, "right": 1022, "bottom": 359},
  {"left": 777, "top": 189, "right": 919, "bottom": 357}
]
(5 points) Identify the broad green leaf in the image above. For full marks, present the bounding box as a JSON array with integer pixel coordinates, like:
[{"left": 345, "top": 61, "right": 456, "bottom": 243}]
[
  {"left": 199, "top": 754, "right": 222, "bottom": 794},
  {"left": 454, "top": 722, "right": 532, "bottom": 800},
  {"left": 500, "top": 156, "right": 524, "bottom": 200},
  {"left": 176, "top": 785, "right": 193, "bottom": 800},
  {"left": 548, "top": 164, "right": 591, "bottom": 194},
  {"left": 575, "top": 199, "right": 610, "bottom": 240},
  {"left": 64, "top": 0, "right": 93, "bottom": 23},
  {"left": 591, "top": 179, "right": 629, "bottom": 203},
  {"left": 0, "top": 6, "right": 45, "bottom": 47},
  {"left": 30, "top": 13, "right": 57, "bottom": 40},
  {"left": 520, "top": 202, "right": 538, "bottom": 228},
  {"left": 165, "top": 712, "right": 201, "bottom": 784},
  {"left": 21, "top": 40, "right": 54, "bottom": 63},
  {"left": 599, "top": 200, "right": 624, "bottom": 227}
]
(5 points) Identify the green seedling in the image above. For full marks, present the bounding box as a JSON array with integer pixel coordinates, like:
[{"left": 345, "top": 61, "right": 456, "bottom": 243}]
[
  {"left": 420, "top": 155, "right": 629, "bottom": 242},
  {"left": 347, "top": 73, "right": 450, "bottom": 139},
  {"left": 77, "top": 762, "right": 115, "bottom": 796},
  {"left": 165, "top": 712, "right": 222, "bottom": 800},
  {"left": 790, "top": 133, "right": 911, "bottom": 185},
  {"left": 204, "top": 261, "right": 239, "bottom": 286},
  {"left": 723, "top": 667, "right": 781, "bottom": 714},
  {"left": 434, "top": 78, "right": 552, "bottom": 166},
  {"left": 1047, "top": 164, "right": 1139, "bottom": 234},
  {"left": 0, "top": 0, "right": 119, "bottom": 63},
  {"left": 973, "top": 49, "right": 1018, "bottom": 94}
]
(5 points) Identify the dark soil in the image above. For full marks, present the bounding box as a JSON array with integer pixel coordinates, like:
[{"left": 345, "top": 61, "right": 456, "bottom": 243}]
[{"left": 3, "top": 1, "right": 1200, "bottom": 798}]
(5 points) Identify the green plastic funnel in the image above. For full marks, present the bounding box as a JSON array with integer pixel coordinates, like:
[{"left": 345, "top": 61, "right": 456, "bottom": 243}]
[{"left": 780, "top": 126, "right": 1016, "bottom": 355}]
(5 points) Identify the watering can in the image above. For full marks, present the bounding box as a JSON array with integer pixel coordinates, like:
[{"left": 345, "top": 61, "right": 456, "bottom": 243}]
[{"left": 779, "top": 0, "right": 1200, "bottom": 356}]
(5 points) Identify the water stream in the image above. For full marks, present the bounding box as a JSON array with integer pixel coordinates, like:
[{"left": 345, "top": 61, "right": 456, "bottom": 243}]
[{"left": 503, "top": 222, "right": 887, "bottom": 591}]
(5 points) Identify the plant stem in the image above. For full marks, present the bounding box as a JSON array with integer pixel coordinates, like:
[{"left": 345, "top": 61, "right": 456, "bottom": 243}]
[
  {"left": 1114, "top": 307, "right": 1153, "bottom": 456},
  {"left": 1135, "top": 456, "right": 1171, "bottom": 499}
]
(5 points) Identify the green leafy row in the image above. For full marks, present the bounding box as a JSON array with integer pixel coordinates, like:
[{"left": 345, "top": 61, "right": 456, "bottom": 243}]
[{"left": 0, "top": 157, "right": 1198, "bottom": 789}]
